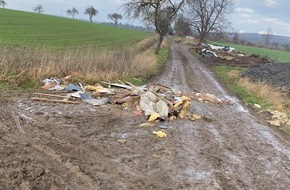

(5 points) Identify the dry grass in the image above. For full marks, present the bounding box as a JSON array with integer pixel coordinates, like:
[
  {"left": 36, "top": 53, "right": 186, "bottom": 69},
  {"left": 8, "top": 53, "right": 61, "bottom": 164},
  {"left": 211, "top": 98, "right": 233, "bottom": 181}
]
[
  {"left": 238, "top": 78, "right": 290, "bottom": 113},
  {"left": 0, "top": 37, "right": 157, "bottom": 87}
]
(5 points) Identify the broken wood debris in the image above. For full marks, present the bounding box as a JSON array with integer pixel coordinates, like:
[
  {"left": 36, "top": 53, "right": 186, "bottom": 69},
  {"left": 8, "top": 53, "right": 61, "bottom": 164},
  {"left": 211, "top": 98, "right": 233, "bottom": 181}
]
[
  {"left": 37, "top": 77, "right": 226, "bottom": 122},
  {"left": 31, "top": 97, "right": 80, "bottom": 104}
]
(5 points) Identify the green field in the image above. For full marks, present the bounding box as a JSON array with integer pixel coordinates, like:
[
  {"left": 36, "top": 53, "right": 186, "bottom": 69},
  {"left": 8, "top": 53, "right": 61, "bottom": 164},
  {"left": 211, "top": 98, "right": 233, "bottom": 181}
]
[
  {"left": 212, "top": 42, "right": 290, "bottom": 63},
  {"left": 0, "top": 9, "right": 151, "bottom": 49}
]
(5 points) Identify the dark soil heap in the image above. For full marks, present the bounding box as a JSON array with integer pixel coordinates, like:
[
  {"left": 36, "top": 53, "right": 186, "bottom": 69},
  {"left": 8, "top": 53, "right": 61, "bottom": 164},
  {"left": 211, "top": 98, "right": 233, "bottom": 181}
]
[{"left": 242, "top": 63, "right": 290, "bottom": 88}]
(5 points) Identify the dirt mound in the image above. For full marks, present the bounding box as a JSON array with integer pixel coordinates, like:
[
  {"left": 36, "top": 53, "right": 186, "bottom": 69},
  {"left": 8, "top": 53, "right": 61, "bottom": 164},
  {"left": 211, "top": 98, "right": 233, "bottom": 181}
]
[{"left": 242, "top": 63, "right": 290, "bottom": 88}]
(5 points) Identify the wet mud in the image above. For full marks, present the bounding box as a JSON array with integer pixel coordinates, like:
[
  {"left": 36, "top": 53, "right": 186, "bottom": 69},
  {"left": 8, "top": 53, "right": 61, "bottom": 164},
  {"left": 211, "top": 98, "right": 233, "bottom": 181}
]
[{"left": 1, "top": 44, "right": 290, "bottom": 190}]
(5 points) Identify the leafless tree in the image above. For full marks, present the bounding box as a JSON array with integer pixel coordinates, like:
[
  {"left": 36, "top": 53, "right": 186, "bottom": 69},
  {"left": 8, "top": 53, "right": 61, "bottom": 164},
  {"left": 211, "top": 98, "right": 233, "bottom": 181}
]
[
  {"left": 34, "top": 5, "right": 44, "bottom": 14},
  {"left": 67, "top": 7, "right": 79, "bottom": 20},
  {"left": 263, "top": 27, "right": 273, "bottom": 46},
  {"left": 85, "top": 6, "right": 98, "bottom": 23},
  {"left": 0, "top": 0, "right": 6, "bottom": 8},
  {"left": 232, "top": 32, "right": 239, "bottom": 44},
  {"left": 124, "top": 0, "right": 185, "bottom": 54},
  {"left": 174, "top": 14, "right": 192, "bottom": 37},
  {"left": 186, "top": 0, "right": 233, "bottom": 42},
  {"left": 108, "top": 13, "right": 123, "bottom": 27}
]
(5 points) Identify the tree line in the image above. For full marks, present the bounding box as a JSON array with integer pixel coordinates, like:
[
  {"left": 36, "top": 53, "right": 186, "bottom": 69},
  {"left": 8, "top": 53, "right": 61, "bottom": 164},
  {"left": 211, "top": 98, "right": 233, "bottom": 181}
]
[
  {"left": 0, "top": 1, "right": 123, "bottom": 27},
  {"left": 33, "top": 5, "right": 123, "bottom": 26}
]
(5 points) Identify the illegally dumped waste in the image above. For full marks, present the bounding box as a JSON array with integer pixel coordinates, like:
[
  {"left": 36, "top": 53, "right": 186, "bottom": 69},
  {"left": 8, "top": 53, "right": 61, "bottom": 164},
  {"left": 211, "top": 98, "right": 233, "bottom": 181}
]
[
  {"left": 41, "top": 77, "right": 65, "bottom": 91},
  {"left": 66, "top": 84, "right": 82, "bottom": 92},
  {"left": 36, "top": 76, "right": 223, "bottom": 122},
  {"left": 193, "top": 43, "right": 239, "bottom": 60},
  {"left": 31, "top": 93, "right": 80, "bottom": 104},
  {"left": 84, "top": 84, "right": 115, "bottom": 95},
  {"left": 153, "top": 131, "right": 167, "bottom": 138},
  {"left": 192, "top": 92, "right": 222, "bottom": 104},
  {"left": 79, "top": 93, "right": 109, "bottom": 106},
  {"left": 267, "top": 110, "right": 290, "bottom": 127},
  {"left": 192, "top": 43, "right": 272, "bottom": 64}
]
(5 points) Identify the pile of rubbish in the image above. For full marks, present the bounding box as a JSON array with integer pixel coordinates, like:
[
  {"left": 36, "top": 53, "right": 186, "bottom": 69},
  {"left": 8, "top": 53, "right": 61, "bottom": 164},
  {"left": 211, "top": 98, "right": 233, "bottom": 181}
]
[
  {"left": 267, "top": 110, "right": 290, "bottom": 127},
  {"left": 33, "top": 77, "right": 228, "bottom": 123},
  {"left": 193, "top": 43, "right": 244, "bottom": 60}
]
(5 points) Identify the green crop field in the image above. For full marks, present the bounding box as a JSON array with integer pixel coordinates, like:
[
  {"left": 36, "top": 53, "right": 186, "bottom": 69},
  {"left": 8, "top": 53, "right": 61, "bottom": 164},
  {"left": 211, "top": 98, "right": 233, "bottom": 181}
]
[
  {"left": 211, "top": 41, "right": 290, "bottom": 63},
  {"left": 0, "top": 9, "right": 151, "bottom": 49}
]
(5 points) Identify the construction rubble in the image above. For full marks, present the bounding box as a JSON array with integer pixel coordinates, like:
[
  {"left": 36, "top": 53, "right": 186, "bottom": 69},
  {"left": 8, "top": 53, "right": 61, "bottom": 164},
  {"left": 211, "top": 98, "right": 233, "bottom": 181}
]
[
  {"left": 267, "top": 110, "right": 290, "bottom": 127},
  {"left": 33, "top": 77, "right": 231, "bottom": 124},
  {"left": 192, "top": 43, "right": 272, "bottom": 63}
]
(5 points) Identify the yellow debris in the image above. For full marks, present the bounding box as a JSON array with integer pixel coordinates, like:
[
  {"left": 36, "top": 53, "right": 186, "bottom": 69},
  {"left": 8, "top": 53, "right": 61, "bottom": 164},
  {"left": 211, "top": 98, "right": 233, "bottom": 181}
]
[
  {"left": 179, "top": 101, "right": 191, "bottom": 119},
  {"left": 118, "top": 139, "right": 127, "bottom": 144},
  {"left": 173, "top": 101, "right": 183, "bottom": 109},
  {"left": 192, "top": 114, "right": 202, "bottom": 120},
  {"left": 84, "top": 85, "right": 104, "bottom": 91},
  {"left": 139, "top": 123, "right": 155, "bottom": 127},
  {"left": 181, "top": 96, "right": 191, "bottom": 101},
  {"left": 153, "top": 131, "right": 167, "bottom": 138},
  {"left": 170, "top": 116, "right": 176, "bottom": 121},
  {"left": 148, "top": 112, "right": 160, "bottom": 122}
]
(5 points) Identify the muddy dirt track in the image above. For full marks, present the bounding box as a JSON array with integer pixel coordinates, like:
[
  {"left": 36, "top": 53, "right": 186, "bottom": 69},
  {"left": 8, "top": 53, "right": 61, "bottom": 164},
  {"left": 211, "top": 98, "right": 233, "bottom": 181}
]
[{"left": 1, "top": 43, "right": 290, "bottom": 190}]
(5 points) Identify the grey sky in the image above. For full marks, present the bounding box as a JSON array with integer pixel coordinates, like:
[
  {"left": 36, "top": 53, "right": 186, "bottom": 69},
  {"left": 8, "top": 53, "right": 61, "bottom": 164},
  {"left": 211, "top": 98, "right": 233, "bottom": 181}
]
[
  {"left": 3, "top": 0, "right": 290, "bottom": 36},
  {"left": 232, "top": 0, "right": 290, "bottom": 36}
]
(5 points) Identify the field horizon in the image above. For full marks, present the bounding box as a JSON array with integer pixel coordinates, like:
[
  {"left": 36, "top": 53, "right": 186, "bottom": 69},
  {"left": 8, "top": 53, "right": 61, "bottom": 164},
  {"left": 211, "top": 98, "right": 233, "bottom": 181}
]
[{"left": 0, "top": 8, "right": 151, "bottom": 49}]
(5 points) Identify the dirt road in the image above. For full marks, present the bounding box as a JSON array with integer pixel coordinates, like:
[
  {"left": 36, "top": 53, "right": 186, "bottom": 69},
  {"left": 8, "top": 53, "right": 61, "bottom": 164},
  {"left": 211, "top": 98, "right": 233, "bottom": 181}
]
[{"left": 1, "top": 43, "right": 290, "bottom": 190}]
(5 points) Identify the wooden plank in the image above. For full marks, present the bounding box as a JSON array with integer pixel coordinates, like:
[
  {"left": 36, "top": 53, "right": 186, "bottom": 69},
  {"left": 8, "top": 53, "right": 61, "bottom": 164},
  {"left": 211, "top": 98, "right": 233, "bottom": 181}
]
[
  {"left": 34, "top": 93, "right": 67, "bottom": 99},
  {"left": 31, "top": 97, "right": 80, "bottom": 104}
]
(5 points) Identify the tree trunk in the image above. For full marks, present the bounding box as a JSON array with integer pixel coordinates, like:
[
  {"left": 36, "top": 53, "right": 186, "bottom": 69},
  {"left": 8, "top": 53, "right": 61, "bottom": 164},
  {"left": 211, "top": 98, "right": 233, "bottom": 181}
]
[
  {"left": 114, "top": 20, "right": 117, "bottom": 28},
  {"left": 89, "top": 16, "right": 92, "bottom": 23},
  {"left": 199, "top": 32, "right": 207, "bottom": 42},
  {"left": 155, "top": 34, "right": 164, "bottom": 54}
]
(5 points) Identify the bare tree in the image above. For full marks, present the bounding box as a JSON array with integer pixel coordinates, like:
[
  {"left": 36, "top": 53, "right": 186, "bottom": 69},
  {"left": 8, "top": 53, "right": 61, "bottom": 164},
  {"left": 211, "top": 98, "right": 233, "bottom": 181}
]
[
  {"left": 34, "top": 5, "right": 44, "bottom": 14},
  {"left": 124, "top": 0, "right": 185, "bottom": 54},
  {"left": 263, "top": 27, "right": 273, "bottom": 46},
  {"left": 186, "top": 0, "right": 233, "bottom": 42},
  {"left": 85, "top": 6, "right": 98, "bottom": 23},
  {"left": 232, "top": 32, "right": 239, "bottom": 44},
  {"left": 0, "top": 0, "right": 6, "bottom": 8},
  {"left": 67, "top": 7, "right": 79, "bottom": 20},
  {"left": 174, "top": 14, "right": 192, "bottom": 37},
  {"left": 108, "top": 13, "right": 123, "bottom": 27}
]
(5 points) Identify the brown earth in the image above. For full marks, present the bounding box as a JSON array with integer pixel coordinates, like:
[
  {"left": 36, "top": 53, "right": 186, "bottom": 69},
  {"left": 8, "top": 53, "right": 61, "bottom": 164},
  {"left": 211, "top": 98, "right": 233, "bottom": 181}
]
[{"left": 1, "top": 43, "right": 290, "bottom": 190}]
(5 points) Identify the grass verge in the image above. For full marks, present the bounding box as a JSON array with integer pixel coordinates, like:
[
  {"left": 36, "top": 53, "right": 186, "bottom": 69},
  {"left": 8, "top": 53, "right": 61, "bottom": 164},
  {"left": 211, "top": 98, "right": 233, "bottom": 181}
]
[
  {"left": 0, "top": 37, "right": 170, "bottom": 90},
  {"left": 214, "top": 65, "right": 290, "bottom": 132},
  {"left": 214, "top": 66, "right": 290, "bottom": 113},
  {"left": 214, "top": 66, "right": 290, "bottom": 134},
  {"left": 213, "top": 66, "right": 270, "bottom": 109}
]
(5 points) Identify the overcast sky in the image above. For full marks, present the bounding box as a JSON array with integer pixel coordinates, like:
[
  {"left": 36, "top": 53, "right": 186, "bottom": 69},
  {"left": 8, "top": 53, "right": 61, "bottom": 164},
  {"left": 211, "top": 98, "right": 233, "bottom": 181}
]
[{"left": 3, "top": 0, "right": 290, "bottom": 36}]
